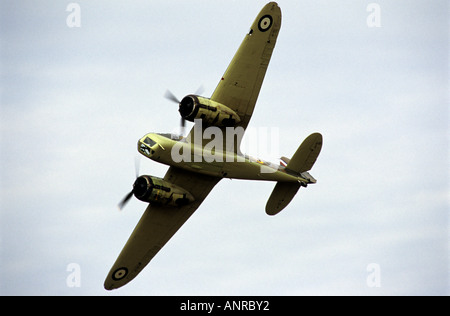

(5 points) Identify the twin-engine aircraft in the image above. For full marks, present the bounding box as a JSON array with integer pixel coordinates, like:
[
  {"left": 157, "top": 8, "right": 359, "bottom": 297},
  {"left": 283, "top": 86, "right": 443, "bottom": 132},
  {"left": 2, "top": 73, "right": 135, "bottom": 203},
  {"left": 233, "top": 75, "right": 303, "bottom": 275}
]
[{"left": 104, "top": 2, "right": 322, "bottom": 290}]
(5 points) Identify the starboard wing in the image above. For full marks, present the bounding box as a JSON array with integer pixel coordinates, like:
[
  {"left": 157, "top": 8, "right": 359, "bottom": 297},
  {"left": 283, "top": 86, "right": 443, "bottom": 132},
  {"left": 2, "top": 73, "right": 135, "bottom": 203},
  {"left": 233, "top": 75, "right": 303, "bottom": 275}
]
[
  {"left": 210, "top": 2, "right": 282, "bottom": 130},
  {"left": 185, "top": 3, "right": 281, "bottom": 155},
  {"left": 104, "top": 167, "right": 220, "bottom": 290}
]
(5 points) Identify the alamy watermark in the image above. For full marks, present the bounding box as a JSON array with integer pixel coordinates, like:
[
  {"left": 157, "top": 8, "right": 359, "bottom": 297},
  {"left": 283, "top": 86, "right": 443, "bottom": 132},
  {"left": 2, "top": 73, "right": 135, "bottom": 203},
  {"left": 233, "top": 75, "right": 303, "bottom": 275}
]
[
  {"left": 66, "top": 3, "right": 81, "bottom": 28},
  {"left": 366, "top": 263, "right": 381, "bottom": 288},
  {"left": 168, "top": 120, "right": 281, "bottom": 173},
  {"left": 366, "top": 3, "right": 381, "bottom": 28},
  {"left": 66, "top": 263, "right": 81, "bottom": 288}
]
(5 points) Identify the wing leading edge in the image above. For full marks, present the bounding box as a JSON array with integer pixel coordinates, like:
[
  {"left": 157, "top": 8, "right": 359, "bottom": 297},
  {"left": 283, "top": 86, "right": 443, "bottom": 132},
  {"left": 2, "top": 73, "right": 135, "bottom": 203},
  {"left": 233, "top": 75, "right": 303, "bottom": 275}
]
[{"left": 104, "top": 167, "right": 220, "bottom": 290}]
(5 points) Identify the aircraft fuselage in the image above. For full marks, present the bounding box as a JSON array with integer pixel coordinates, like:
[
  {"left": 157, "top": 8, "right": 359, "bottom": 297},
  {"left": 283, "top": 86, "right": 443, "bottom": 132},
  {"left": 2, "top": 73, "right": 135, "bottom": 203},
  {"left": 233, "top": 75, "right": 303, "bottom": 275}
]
[{"left": 138, "top": 132, "right": 315, "bottom": 184}]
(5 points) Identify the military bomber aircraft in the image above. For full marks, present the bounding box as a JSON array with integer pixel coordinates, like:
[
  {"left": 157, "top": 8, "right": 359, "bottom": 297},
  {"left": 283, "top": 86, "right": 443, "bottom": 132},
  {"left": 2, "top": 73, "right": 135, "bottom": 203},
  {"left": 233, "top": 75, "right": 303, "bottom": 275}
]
[{"left": 104, "top": 2, "right": 322, "bottom": 290}]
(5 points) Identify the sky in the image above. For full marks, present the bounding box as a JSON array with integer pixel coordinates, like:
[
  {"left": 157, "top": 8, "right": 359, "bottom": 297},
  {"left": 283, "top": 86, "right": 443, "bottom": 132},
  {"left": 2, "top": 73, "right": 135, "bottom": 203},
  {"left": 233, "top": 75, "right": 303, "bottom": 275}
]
[{"left": 1, "top": 0, "right": 448, "bottom": 295}]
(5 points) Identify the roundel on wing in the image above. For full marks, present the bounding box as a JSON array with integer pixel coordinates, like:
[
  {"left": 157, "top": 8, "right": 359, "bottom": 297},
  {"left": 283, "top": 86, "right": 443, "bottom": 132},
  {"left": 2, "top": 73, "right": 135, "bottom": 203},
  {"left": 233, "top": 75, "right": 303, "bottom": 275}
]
[
  {"left": 112, "top": 267, "right": 128, "bottom": 281},
  {"left": 258, "top": 15, "right": 273, "bottom": 32}
]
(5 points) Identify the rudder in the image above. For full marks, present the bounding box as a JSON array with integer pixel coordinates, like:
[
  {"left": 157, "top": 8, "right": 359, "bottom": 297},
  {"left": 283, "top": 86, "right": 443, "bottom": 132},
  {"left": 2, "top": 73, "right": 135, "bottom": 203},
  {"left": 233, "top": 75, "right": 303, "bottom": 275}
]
[{"left": 286, "top": 133, "right": 322, "bottom": 173}]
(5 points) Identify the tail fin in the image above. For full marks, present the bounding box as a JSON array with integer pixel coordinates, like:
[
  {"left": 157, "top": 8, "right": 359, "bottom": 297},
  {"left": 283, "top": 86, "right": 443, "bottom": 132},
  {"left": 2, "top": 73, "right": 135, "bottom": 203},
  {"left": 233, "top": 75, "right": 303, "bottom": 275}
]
[
  {"left": 285, "top": 132, "right": 322, "bottom": 174},
  {"left": 266, "top": 133, "right": 322, "bottom": 216}
]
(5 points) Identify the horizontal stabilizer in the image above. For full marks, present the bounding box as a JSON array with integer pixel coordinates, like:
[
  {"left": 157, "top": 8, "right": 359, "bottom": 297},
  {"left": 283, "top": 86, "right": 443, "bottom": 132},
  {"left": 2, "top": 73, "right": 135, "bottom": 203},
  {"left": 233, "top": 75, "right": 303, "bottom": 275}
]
[
  {"left": 286, "top": 133, "right": 322, "bottom": 174},
  {"left": 265, "top": 182, "right": 301, "bottom": 216}
]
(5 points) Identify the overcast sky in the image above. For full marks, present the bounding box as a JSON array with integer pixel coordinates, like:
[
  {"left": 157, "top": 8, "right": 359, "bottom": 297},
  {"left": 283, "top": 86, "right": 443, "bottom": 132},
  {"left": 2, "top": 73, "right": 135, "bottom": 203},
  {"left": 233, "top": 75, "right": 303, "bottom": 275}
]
[{"left": 1, "top": 0, "right": 448, "bottom": 295}]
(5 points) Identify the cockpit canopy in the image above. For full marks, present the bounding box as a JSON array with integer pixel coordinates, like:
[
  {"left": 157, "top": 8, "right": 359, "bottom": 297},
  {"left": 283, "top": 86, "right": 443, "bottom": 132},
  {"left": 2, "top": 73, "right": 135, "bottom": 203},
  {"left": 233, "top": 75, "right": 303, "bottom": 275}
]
[
  {"left": 138, "top": 133, "right": 185, "bottom": 157},
  {"left": 156, "top": 133, "right": 184, "bottom": 141},
  {"left": 139, "top": 135, "right": 158, "bottom": 157},
  {"left": 143, "top": 137, "right": 156, "bottom": 147}
]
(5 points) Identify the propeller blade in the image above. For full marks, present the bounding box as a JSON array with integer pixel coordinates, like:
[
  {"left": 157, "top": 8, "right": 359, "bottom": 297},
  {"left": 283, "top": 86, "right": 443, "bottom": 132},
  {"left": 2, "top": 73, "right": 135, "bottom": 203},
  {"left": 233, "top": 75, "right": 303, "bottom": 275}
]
[
  {"left": 164, "top": 90, "right": 180, "bottom": 104},
  {"left": 118, "top": 190, "right": 134, "bottom": 211},
  {"left": 180, "top": 117, "right": 186, "bottom": 135},
  {"left": 134, "top": 156, "right": 141, "bottom": 179},
  {"left": 194, "top": 85, "right": 205, "bottom": 96}
]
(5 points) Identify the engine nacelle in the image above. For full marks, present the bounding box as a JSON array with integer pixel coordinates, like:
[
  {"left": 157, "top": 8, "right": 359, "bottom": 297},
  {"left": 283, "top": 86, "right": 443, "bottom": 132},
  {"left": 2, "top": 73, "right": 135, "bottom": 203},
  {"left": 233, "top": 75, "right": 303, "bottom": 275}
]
[
  {"left": 133, "top": 175, "right": 195, "bottom": 207},
  {"left": 179, "top": 94, "right": 241, "bottom": 127}
]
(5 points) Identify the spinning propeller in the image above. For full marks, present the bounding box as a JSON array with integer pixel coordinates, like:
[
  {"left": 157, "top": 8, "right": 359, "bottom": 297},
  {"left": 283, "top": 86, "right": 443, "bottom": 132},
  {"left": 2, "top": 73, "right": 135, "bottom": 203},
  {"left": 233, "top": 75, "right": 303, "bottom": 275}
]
[
  {"left": 164, "top": 86, "right": 204, "bottom": 136},
  {"left": 164, "top": 90, "right": 186, "bottom": 136},
  {"left": 117, "top": 157, "right": 142, "bottom": 211}
]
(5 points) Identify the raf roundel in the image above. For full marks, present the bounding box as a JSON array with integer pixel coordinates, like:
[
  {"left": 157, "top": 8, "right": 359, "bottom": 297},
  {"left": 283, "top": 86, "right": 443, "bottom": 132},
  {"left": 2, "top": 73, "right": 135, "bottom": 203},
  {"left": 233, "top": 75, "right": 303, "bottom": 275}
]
[
  {"left": 112, "top": 267, "right": 128, "bottom": 281},
  {"left": 258, "top": 15, "right": 273, "bottom": 32}
]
